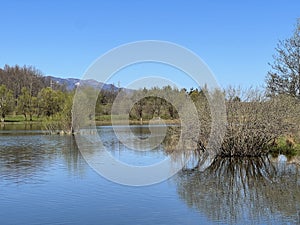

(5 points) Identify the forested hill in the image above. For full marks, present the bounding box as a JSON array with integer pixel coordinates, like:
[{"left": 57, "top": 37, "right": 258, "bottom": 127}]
[{"left": 0, "top": 65, "right": 120, "bottom": 98}]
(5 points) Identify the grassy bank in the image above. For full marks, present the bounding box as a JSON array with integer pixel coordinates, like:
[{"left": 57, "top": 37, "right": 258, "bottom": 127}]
[
  {"left": 3, "top": 115, "right": 43, "bottom": 123},
  {"left": 2, "top": 114, "right": 180, "bottom": 126}
]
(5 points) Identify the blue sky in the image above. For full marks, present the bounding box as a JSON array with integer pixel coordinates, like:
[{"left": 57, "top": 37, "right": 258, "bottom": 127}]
[{"left": 0, "top": 0, "right": 299, "bottom": 89}]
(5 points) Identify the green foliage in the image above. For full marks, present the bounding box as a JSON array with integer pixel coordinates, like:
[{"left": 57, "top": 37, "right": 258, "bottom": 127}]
[
  {"left": 267, "top": 136, "right": 300, "bottom": 158},
  {"left": 38, "top": 87, "right": 65, "bottom": 117},
  {"left": 95, "top": 114, "right": 129, "bottom": 122},
  {"left": 17, "top": 87, "right": 37, "bottom": 121},
  {"left": 4, "top": 115, "right": 26, "bottom": 122},
  {"left": 0, "top": 65, "right": 212, "bottom": 143},
  {"left": 125, "top": 87, "right": 183, "bottom": 121},
  {"left": 43, "top": 93, "right": 73, "bottom": 134},
  {"left": 72, "top": 87, "right": 98, "bottom": 130},
  {"left": 4, "top": 115, "right": 41, "bottom": 122},
  {"left": 0, "top": 84, "right": 14, "bottom": 120}
]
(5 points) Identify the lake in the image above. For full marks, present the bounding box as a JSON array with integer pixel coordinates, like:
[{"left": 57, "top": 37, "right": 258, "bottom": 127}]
[{"left": 0, "top": 124, "right": 299, "bottom": 225}]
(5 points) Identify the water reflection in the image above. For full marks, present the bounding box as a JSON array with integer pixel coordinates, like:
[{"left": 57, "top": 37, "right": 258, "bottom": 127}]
[
  {"left": 1, "top": 126, "right": 300, "bottom": 224},
  {"left": 175, "top": 157, "right": 300, "bottom": 224},
  {"left": 96, "top": 126, "right": 168, "bottom": 166},
  {"left": 60, "top": 136, "right": 86, "bottom": 176},
  {"left": 0, "top": 135, "right": 86, "bottom": 184},
  {"left": 0, "top": 123, "right": 43, "bottom": 132}
]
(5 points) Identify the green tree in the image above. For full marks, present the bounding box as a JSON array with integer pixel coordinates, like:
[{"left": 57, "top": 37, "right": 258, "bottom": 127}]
[
  {"left": 17, "top": 87, "right": 37, "bottom": 121},
  {"left": 0, "top": 85, "right": 14, "bottom": 121},
  {"left": 38, "top": 87, "right": 65, "bottom": 117},
  {"left": 266, "top": 19, "right": 300, "bottom": 98},
  {"left": 72, "top": 86, "right": 98, "bottom": 130},
  {"left": 44, "top": 93, "right": 74, "bottom": 134}
]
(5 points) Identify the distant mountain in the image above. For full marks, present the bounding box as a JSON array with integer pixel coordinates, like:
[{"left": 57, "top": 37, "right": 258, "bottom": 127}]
[
  {"left": 47, "top": 76, "right": 120, "bottom": 92},
  {"left": 0, "top": 65, "right": 129, "bottom": 96}
]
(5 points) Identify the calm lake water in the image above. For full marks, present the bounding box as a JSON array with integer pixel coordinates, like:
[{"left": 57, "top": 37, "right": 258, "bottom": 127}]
[{"left": 0, "top": 124, "right": 299, "bottom": 225}]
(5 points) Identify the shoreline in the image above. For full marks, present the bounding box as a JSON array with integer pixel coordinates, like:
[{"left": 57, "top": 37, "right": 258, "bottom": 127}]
[
  {"left": 1, "top": 119, "right": 181, "bottom": 126},
  {"left": 1, "top": 120, "right": 300, "bottom": 162}
]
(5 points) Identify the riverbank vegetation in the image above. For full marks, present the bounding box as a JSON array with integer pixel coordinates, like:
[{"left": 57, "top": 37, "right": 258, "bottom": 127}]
[
  {"left": 2, "top": 79, "right": 300, "bottom": 157},
  {"left": 1, "top": 20, "right": 300, "bottom": 158}
]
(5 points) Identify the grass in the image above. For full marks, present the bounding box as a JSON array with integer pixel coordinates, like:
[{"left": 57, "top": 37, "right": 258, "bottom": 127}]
[
  {"left": 95, "top": 114, "right": 129, "bottom": 121},
  {"left": 267, "top": 136, "right": 300, "bottom": 158},
  {"left": 3, "top": 115, "right": 43, "bottom": 123}
]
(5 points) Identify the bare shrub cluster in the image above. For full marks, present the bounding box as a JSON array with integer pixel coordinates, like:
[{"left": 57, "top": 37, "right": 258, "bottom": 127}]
[
  {"left": 205, "top": 87, "right": 299, "bottom": 156},
  {"left": 165, "top": 86, "right": 299, "bottom": 158}
]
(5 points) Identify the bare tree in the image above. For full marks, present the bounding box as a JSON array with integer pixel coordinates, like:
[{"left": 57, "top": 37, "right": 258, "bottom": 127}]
[
  {"left": 266, "top": 19, "right": 300, "bottom": 98},
  {"left": 178, "top": 86, "right": 298, "bottom": 157},
  {"left": 0, "top": 64, "right": 60, "bottom": 98},
  {"left": 221, "top": 87, "right": 295, "bottom": 156}
]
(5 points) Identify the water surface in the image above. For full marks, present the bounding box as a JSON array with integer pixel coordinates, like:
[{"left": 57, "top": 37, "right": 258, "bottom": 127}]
[{"left": 0, "top": 125, "right": 299, "bottom": 224}]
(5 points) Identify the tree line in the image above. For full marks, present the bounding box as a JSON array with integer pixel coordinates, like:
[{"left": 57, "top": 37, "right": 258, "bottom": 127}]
[
  {"left": 0, "top": 19, "right": 299, "bottom": 157},
  {"left": 0, "top": 78, "right": 182, "bottom": 123},
  {"left": 0, "top": 84, "right": 66, "bottom": 121},
  {"left": 0, "top": 65, "right": 61, "bottom": 98}
]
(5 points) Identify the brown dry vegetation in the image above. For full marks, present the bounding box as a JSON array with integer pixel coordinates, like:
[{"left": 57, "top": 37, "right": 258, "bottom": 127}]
[{"left": 165, "top": 87, "right": 300, "bottom": 158}]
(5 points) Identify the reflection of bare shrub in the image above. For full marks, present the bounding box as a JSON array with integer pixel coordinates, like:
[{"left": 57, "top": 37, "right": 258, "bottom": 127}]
[{"left": 175, "top": 157, "right": 300, "bottom": 224}]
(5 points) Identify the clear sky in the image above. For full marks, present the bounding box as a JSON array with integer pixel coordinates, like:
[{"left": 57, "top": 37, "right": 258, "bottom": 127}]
[{"left": 0, "top": 0, "right": 299, "bottom": 89}]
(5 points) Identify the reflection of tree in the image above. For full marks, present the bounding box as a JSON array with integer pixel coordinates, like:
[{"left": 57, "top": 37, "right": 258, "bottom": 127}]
[
  {"left": 0, "top": 135, "right": 56, "bottom": 184},
  {"left": 98, "top": 126, "right": 166, "bottom": 162},
  {"left": 174, "top": 157, "right": 300, "bottom": 224},
  {"left": 61, "top": 136, "right": 86, "bottom": 177},
  {"left": 0, "top": 135, "right": 86, "bottom": 184},
  {"left": 0, "top": 123, "right": 42, "bottom": 131}
]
